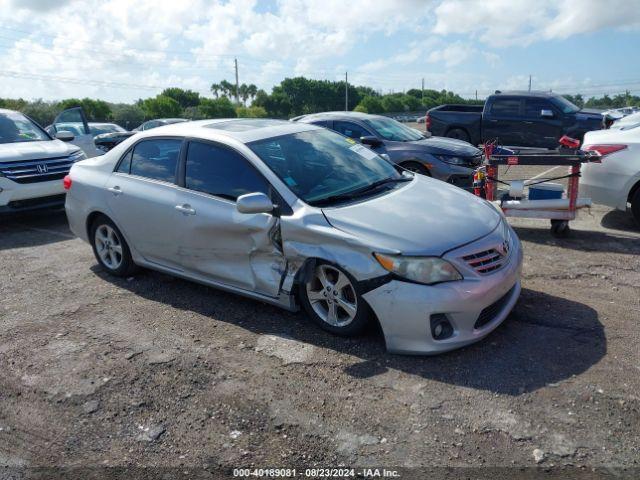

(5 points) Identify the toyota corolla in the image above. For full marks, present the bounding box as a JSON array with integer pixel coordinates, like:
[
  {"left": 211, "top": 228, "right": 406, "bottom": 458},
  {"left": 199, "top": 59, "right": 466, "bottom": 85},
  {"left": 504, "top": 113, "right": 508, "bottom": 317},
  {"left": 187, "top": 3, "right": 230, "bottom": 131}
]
[{"left": 64, "top": 119, "right": 522, "bottom": 354}]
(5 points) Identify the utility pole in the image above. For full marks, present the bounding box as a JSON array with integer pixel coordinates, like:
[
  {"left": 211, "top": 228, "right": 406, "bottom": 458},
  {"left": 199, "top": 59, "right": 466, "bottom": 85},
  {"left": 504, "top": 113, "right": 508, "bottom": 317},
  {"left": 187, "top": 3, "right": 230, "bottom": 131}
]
[
  {"left": 475, "top": 89, "right": 478, "bottom": 101},
  {"left": 234, "top": 58, "right": 240, "bottom": 105},
  {"left": 528, "top": 74, "right": 532, "bottom": 92},
  {"left": 345, "top": 71, "right": 348, "bottom": 111},
  {"left": 421, "top": 77, "right": 424, "bottom": 102}
]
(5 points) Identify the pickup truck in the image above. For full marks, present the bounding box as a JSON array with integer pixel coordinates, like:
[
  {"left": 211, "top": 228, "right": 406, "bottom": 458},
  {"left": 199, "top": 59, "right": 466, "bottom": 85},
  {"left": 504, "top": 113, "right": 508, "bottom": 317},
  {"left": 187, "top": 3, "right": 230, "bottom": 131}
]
[{"left": 427, "top": 91, "right": 603, "bottom": 149}]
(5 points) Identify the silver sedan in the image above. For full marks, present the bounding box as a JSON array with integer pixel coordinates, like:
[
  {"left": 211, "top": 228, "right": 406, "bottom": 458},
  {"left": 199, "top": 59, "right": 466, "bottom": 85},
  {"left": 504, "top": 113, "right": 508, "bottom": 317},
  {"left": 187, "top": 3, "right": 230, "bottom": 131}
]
[{"left": 64, "top": 119, "right": 522, "bottom": 354}]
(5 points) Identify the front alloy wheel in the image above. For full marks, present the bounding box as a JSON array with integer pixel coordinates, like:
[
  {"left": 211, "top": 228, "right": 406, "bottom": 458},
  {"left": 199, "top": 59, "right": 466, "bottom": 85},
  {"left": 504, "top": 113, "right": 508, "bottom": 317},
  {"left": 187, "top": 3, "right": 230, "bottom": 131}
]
[{"left": 301, "top": 263, "right": 370, "bottom": 336}]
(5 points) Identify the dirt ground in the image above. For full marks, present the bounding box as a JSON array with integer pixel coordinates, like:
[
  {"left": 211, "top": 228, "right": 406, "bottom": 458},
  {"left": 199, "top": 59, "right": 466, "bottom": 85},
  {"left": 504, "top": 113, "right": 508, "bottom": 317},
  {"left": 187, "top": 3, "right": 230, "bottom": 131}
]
[{"left": 0, "top": 200, "right": 639, "bottom": 479}]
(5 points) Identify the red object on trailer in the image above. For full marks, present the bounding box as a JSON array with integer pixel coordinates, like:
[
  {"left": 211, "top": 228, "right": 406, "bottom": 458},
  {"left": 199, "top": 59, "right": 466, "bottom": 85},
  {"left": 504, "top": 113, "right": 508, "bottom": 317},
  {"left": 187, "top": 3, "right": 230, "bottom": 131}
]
[
  {"left": 475, "top": 137, "right": 601, "bottom": 237},
  {"left": 63, "top": 175, "right": 72, "bottom": 190}
]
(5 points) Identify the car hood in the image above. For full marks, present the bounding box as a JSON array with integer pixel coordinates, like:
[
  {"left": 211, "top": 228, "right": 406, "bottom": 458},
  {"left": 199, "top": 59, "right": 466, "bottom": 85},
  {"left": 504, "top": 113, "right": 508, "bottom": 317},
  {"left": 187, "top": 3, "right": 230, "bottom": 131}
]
[
  {"left": 576, "top": 110, "right": 603, "bottom": 122},
  {"left": 322, "top": 176, "right": 501, "bottom": 256},
  {"left": 94, "top": 131, "right": 135, "bottom": 140},
  {"left": 388, "top": 135, "right": 480, "bottom": 156},
  {"left": 0, "top": 139, "right": 76, "bottom": 162}
]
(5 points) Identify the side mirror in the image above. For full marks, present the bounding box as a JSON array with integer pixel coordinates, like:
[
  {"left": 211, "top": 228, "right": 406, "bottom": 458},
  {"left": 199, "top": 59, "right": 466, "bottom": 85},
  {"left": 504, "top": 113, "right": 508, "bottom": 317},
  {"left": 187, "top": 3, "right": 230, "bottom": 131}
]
[
  {"left": 540, "top": 109, "right": 554, "bottom": 118},
  {"left": 55, "top": 131, "right": 75, "bottom": 142},
  {"left": 237, "top": 192, "right": 274, "bottom": 214},
  {"left": 360, "top": 135, "right": 382, "bottom": 147}
]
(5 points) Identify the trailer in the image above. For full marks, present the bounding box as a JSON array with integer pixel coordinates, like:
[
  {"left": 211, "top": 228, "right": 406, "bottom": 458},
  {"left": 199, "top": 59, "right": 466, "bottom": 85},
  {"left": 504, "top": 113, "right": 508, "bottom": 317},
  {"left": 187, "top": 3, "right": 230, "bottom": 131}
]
[{"left": 473, "top": 136, "right": 602, "bottom": 237}]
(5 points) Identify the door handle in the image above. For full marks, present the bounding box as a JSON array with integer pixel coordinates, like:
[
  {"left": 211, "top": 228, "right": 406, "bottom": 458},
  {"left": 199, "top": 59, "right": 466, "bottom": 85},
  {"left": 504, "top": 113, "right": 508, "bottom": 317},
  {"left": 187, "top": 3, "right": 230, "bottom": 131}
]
[
  {"left": 524, "top": 121, "right": 534, "bottom": 124},
  {"left": 175, "top": 204, "right": 196, "bottom": 215},
  {"left": 107, "top": 186, "right": 122, "bottom": 196},
  {"left": 488, "top": 119, "right": 498, "bottom": 123}
]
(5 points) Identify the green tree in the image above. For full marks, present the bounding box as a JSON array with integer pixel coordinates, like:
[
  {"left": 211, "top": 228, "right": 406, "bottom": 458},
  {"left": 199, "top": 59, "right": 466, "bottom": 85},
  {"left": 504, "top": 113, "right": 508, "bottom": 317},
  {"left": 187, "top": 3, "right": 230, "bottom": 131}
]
[
  {"left": 20, "top": 99, "right": 59, "bottom": 126},
  {"left": 381, "top": 95, "right": 404, "bottom": 113},
  {"left": 161, "top": 88, "right": 200, "bottom": 109},
  {"left": 355, "top": 95, "right": 384, "bottom": 114},
  {"left": 111, "top": 104, "right": 145, "bottom": 129},
  {"left": 235, "top": 105, "right": 268, "bottom": 118},
  {"left": 58, "top": 98, "right": 112, "bottom": 121},
  {"left": 141, "top": 95, "right": 182, "bottom": 119},
  {"left": 402, "top": 94, "right": 421, "bottom": 111},
  {"left": 198, "top": 97, "right": 237, "bottom": 118}
]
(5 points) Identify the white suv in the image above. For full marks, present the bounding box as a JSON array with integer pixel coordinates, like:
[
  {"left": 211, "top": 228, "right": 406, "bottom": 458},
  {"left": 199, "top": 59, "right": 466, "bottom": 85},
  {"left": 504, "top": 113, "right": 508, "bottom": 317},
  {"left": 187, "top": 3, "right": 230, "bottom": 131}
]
[{"left": 0, "top": 108, "right": 85, "bottom": 213}]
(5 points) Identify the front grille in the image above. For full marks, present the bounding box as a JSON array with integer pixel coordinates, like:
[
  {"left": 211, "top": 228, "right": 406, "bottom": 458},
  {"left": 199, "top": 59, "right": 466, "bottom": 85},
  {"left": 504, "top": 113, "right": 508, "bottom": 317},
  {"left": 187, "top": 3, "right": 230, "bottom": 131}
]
[
  {"left": 462, "top": 241, "right": 510, "bottom": 275},
  {"left": 0, "top": 156, "right": 73, "bottom": 184},
  {"left": 474, "top": 286, "right": 515, "bottom": 329}
]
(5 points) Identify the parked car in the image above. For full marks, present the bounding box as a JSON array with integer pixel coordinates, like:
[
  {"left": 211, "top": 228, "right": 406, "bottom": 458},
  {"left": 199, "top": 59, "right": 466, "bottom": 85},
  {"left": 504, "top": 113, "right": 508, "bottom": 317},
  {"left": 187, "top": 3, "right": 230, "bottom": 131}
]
[
  {"left": 427, "top": 91, "right": 603, "bottom": 148},
  {"left": 45, "top": 107, "right": 102, "bottom": 158},
  {"left": 294, "top": 111, "right": 482, "bottom": 189},
  {"left": 0, "top": 108, "right": 85, "bottom": 213},
  {"left": 134, "top": 118, "right": 188, "bottom": 131},
  {"left": 609, "top": 111, "right": 640, "bottom": 131},
  {"left": 64, "top": 118, "right": 522, "bottom": 354},
  {"left": 580, "top": 123, "right": 640, "bottom": 225},
  {"left": 94, "top": 130, "right": 137, "bottom": 153}
]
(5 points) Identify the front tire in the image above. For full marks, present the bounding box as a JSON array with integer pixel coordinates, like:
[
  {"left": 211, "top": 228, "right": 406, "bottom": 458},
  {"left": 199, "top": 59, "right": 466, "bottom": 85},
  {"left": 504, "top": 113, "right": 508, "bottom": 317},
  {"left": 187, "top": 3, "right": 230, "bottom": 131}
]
[
  {"left": 90, "top": 215, "right": 137, "bottom": 277},
  {"left": 631, "top": 188, "right": 640, "bottom": 227},
  {"left": 402, "top": 161, "right": 430, "bottom": 176},
  {"left": 300, "top": 262, "right": 370, "bottom": 336}
]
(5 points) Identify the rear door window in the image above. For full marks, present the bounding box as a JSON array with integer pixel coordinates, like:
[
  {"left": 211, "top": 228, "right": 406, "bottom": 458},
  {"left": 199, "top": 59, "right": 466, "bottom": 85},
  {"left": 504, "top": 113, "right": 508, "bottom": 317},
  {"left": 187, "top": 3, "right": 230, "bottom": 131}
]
[
  {"left": 333, "top": 121, "right": 372, "bottom": 140},
  {"left": 129, "top": 139, "right": 181, "bottom": 183},
  {"left": 185, "top": 141, "right": 269, "bottom": 201},
  {"left": 490, "top": 98, "right": 522, "bottom": 116}
]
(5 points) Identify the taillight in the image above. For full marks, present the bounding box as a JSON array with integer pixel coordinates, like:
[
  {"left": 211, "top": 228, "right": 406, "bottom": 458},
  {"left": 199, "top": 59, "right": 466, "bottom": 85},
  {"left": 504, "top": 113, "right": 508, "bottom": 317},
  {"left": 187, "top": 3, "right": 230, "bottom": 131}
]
[
  {"left": 426, "top": 114, "right": 432, "bottom": 131},
  {"left": 63, "top": 175, "right": 72, "bottom": 190},
  {"left": 582, "top": 144, "right": 627, "bottom": 157}
]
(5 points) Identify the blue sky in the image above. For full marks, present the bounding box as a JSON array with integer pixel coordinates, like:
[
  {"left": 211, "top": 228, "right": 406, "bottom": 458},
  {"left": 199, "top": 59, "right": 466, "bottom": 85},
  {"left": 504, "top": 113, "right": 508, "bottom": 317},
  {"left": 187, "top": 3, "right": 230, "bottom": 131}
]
[{"left": 0, "top": 0, "right": 639, "bottom": 102}]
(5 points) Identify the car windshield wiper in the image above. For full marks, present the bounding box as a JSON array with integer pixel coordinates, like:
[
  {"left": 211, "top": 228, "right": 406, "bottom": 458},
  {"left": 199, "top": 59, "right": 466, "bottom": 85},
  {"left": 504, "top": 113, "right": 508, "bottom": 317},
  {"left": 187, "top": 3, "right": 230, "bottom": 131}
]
[{"left": 310, "top": 176, "right": 411, "bottom": 207}]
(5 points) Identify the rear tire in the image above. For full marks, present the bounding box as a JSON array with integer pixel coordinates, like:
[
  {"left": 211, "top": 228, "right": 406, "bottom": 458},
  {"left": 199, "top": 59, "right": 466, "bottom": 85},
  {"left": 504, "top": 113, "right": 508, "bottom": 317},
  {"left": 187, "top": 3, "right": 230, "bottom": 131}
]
[
  {"left": 299, "top": 262, "right": 370, "bottom": 337},
  {"left": 631, "top": 188, "right": 640, "bottom": 227},
  {"left": 90, "top": 215, "right": 137, "bottom": 277},
  {"left": 446, "top": 128, "right": 470, "bottom": 143}
]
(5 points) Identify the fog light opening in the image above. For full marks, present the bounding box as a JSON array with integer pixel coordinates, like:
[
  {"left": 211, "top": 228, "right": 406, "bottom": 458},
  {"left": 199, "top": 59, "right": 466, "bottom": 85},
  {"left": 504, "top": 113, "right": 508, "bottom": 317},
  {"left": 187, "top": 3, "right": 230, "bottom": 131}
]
[{"left": 430, "top": 314, "right": 454, "bottom": 340}]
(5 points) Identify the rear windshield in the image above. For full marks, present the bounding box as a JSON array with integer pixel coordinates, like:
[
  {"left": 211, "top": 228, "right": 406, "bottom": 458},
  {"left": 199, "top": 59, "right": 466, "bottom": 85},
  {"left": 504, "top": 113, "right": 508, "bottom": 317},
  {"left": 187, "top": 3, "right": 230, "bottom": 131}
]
[{"left": 362, "top": 117, "right": 424, "bottom": 142}]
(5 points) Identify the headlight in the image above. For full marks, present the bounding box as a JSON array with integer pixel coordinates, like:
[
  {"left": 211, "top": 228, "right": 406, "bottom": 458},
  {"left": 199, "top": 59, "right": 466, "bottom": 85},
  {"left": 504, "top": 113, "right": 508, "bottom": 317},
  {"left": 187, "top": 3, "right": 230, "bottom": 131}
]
[
  {"left": 434, "top": 155, "right": 469, "bottom": 166},
  {"left": 374, "top": 253, "right": 462, "bottom": 285},
  {"left": 69, "top": 150, "right": 86, "bottom": 162}
]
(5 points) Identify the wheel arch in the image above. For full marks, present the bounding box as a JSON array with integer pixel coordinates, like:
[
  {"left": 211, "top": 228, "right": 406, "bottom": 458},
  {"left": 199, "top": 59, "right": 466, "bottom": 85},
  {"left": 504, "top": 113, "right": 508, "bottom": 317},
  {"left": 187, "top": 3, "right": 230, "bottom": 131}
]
[
  {"left": 399, "top": 159, "right": 432, "bottom": 176},
  {"left": 627, "top": 178, "right": 640, "bottom": 204}
]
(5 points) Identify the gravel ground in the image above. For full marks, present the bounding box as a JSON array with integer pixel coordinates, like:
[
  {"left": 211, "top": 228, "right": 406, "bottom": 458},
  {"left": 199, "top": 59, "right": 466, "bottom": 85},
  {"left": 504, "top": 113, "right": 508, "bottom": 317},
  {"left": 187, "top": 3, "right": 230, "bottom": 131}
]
[{"left": 0, "top": 201, "right": 639, "bottom": 479}]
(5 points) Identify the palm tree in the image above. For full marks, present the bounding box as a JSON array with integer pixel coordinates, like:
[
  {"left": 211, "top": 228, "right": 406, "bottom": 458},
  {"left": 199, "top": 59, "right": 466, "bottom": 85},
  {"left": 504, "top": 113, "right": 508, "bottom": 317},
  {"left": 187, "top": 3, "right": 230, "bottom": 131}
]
[{"left": 210, "top": 83, "right": 220, "bottom": 98}]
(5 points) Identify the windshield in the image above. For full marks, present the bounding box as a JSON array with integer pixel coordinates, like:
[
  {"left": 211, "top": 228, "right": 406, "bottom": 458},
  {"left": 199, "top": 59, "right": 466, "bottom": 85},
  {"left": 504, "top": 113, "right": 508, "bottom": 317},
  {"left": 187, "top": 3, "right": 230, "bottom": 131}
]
[
  {"left": 362, "top": 117, "right": 424, "bottom": 142},
  {"left": 552, "top": 96, "right": 580, "bottom": 114},
  {"left": 0, "top": 112, "right": 50, "bottom": 144},
  {"left": 248, "top": 129, "right": 403, "bottom": 205},
  {"left": 90, "top": 124, "right": 126, "bottom": 134}
]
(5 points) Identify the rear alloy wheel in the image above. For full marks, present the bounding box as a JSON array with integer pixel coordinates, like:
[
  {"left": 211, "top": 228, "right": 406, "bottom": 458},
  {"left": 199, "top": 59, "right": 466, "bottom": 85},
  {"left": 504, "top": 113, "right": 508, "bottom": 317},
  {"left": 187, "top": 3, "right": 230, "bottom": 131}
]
[
  {"left": 90, "top": 216, "right": 136, "bottom": 277},
  {"left": 446, "top": 128, "right": 470, "bottom": 143},
  {"left": 301, "top": 263, "right": 370, "bottom": 336}
]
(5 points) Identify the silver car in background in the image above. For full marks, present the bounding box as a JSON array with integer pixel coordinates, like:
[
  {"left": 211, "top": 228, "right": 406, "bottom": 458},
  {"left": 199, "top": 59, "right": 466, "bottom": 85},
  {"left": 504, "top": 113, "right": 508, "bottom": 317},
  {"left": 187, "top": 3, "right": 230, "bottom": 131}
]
[{"left": 65, "top": 119, "right": 522, "bottom": 354}]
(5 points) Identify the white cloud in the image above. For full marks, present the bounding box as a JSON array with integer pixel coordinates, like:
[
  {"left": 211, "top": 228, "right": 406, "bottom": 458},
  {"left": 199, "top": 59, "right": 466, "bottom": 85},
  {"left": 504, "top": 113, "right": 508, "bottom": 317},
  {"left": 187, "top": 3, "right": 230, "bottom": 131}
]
[
  {"left": 0, "top": 0, "right": 638, "bottom": 102},
  {"left": 434, "top": 0, "right": 640, "bottom": 47},
  {"left": 427, "top": 42, "right": 473, "bottom": 68}
]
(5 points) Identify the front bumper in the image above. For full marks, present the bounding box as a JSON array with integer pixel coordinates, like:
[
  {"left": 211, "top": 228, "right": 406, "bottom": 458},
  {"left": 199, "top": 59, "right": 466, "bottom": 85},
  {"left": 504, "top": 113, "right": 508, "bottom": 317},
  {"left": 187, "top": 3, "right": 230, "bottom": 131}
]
[
  {"left": 363, "top": 225, "right": 523, "bottom": 354},
  {"left": 0, "top": 176, "right": 66, "bottom": 212}
]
